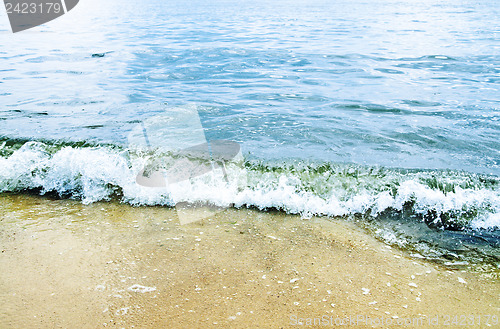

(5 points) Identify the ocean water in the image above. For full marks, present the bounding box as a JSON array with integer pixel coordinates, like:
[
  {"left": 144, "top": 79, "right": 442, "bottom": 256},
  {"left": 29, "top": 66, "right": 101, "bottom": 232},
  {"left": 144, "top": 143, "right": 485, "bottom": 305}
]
[{"left": 0, "top": 0, "right": 499, "bottom": 267}]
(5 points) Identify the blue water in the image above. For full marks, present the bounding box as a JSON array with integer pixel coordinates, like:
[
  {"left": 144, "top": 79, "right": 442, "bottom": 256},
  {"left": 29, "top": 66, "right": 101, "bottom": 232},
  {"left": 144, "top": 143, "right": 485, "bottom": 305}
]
[
  {"left": 1, "top": 0, "right": 499, "bottom": 174},
  {"left": 0, "top": 0, "right": 499, "bottom": 266}
]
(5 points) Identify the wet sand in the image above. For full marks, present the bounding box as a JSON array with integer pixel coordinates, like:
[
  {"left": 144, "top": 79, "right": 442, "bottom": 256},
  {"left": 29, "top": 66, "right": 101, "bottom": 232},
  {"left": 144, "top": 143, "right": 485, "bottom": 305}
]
[{"left": 0, "top": 194, "right": 498, "bottom": 328}]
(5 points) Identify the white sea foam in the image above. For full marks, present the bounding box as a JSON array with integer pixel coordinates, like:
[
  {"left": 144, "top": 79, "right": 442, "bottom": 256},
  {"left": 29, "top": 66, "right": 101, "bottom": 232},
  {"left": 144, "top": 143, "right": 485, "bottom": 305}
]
[
  {"left": 0, "top": 142, "right": 499, "bottom": 230},
  {"left": 127, "top": 284, "right": 156, "bottom": 293}
]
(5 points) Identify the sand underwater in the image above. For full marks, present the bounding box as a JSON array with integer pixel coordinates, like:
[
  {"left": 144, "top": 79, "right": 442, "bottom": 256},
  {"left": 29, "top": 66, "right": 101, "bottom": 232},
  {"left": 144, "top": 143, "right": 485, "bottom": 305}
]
[{"left": 0, "top": 193, "right": 498, "bottom": 328}]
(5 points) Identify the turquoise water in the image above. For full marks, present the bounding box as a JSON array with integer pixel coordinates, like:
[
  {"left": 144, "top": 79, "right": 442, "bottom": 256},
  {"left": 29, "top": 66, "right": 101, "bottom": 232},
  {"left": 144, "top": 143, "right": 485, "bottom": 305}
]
[{"left": 0, "top": 0, "right": 499, "bottom": 266}]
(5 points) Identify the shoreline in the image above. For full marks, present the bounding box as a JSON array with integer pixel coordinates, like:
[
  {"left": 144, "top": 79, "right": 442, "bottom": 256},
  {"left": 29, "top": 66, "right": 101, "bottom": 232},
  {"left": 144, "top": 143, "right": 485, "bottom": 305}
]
[{"left": 1, "top": 194, "right": 498, "bottom": 328}]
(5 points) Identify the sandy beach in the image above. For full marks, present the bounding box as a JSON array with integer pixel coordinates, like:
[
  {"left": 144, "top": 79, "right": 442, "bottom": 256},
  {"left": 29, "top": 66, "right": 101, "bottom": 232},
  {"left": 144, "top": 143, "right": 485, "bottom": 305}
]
[{"left": 0, "top": 194, "right": 498, "bottom": 328}]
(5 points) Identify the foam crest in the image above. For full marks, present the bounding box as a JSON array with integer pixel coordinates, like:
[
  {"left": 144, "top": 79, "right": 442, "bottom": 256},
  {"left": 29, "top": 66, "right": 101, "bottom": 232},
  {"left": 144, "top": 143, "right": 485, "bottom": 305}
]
[{"left": 0, "top": 142, "right": 498, "bottom": 230}]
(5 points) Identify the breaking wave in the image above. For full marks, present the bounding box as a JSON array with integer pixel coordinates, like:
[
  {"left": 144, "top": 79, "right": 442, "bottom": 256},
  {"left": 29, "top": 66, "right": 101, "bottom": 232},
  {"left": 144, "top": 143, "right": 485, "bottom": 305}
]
[{"left": 1, "top": 138, "right": 498, "bottom": 231}]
